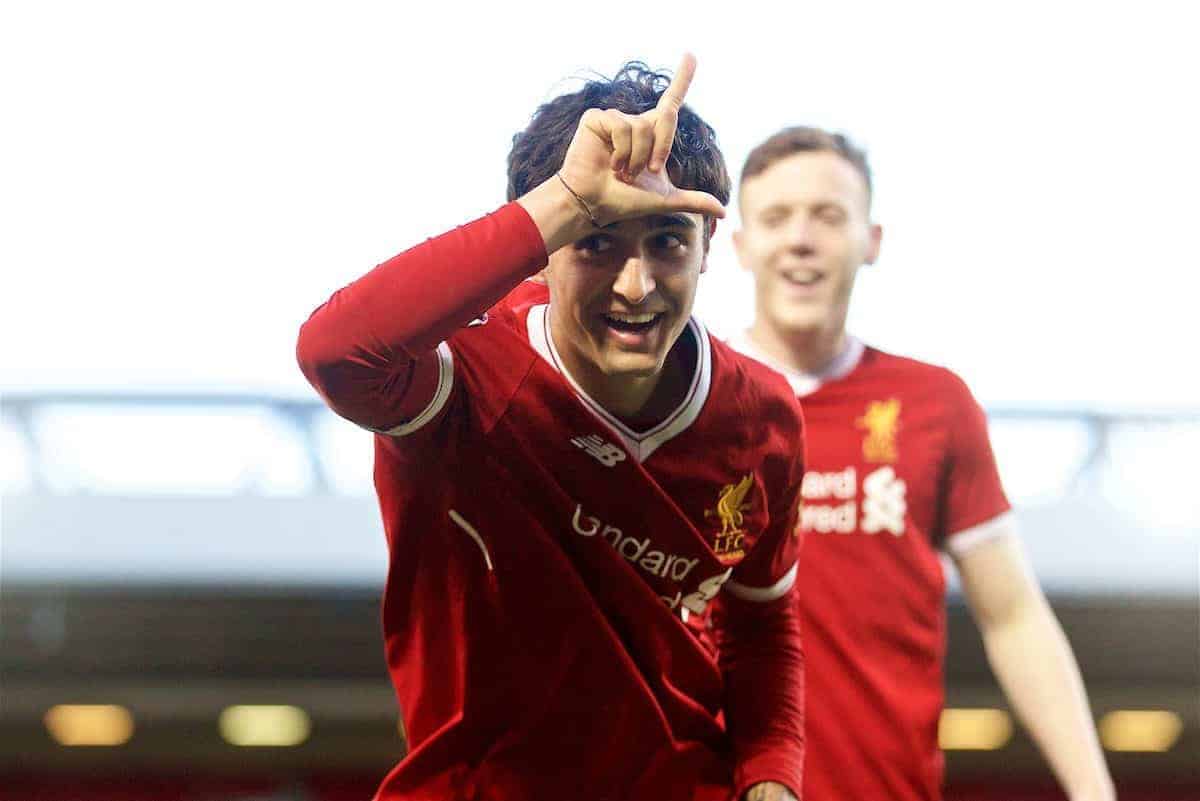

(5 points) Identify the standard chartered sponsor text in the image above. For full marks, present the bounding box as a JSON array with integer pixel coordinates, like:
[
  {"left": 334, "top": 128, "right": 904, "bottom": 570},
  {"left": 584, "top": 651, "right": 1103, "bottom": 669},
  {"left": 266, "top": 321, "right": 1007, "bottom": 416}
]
[
  {"left": 571, "top": 504, "right": 731, "bottom": 613},
  {"left": 799, "top": 466, "right": 908, "bottom": 536}
]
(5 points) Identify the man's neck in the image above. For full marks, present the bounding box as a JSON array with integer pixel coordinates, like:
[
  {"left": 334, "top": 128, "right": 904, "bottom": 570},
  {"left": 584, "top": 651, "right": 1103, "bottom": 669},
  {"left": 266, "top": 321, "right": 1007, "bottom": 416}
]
[
  {"left": 578, "top": 366, "right": 661, "bottom": 423},
  {"left": 558, "top": 328, "right": 696, "bottom": 430},
  {"left": 747, "top": 318, "right": 847, "bottom": 377}
]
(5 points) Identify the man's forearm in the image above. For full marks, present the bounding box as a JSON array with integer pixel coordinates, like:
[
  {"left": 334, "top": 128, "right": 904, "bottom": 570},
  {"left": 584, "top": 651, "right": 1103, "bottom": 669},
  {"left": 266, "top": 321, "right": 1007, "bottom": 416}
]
[
  {"left": 957, "top": 534, "right": 1115, "bottom": 801},
  {"left": 299, "top": 203, "right": 547, "bottom": 363},
  {"left": 296, "top": 202, "right": 547, "bottom": 429},
  {"left": 981, "top": 599, "right": 1115, "bottom": 801},
  {"left": 715, "top": 590, "right": 805, "bottom": 800}
]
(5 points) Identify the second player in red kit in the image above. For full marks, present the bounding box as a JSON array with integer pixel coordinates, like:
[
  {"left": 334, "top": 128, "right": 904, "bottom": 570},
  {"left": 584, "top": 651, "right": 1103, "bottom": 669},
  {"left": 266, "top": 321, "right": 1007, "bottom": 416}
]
[
  {"left": 729, "top": 333, "right": 1010, "bottom": 799},
  {"left": 728, "top": 128, "right": 1114, "bottom": 801}
]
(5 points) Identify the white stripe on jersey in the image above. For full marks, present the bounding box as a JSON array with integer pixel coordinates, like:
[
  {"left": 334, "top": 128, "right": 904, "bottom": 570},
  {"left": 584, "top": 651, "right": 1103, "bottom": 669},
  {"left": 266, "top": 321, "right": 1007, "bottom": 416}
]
[
  {"left": 449, "top": 509, "right": 494, "bottom": 572},
  {"left": 724, "top": 561, "right": 798, "bottom": 603}
]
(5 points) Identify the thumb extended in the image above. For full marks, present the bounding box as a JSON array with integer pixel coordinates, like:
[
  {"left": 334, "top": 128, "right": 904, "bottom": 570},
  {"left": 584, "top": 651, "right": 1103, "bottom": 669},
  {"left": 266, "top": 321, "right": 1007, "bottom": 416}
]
[{"left": 663, "top": 188, "right": 726, "bottom": 220}]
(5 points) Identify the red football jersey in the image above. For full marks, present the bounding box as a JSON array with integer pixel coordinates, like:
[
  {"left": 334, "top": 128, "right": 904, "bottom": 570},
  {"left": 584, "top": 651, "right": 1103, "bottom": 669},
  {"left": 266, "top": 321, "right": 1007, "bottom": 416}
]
[
  {"left": 730, "top": 333, "right": 1013, "bottom": 801},
  {"left": 298, "top": 205, "right": 808, "bottom": 801}
]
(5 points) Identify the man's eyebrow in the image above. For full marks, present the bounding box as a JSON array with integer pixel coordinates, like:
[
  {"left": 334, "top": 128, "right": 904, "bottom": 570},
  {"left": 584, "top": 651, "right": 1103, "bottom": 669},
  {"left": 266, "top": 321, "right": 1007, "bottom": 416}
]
[
  {"left": 600, "top": 214, "right": 697, "bottom": 231},
  {"left": 646, "top": 214, "right": 696, "bottom": 229}
]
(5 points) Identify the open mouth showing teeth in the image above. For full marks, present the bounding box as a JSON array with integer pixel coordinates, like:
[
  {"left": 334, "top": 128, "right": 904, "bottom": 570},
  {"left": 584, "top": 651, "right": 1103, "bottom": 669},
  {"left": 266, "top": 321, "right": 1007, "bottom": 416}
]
[
  {"left": 782, "top": 271, "right": 821, "bottom": 286},
  {"left": 603, "top": 312, "right": 662, "bottom": 333}
]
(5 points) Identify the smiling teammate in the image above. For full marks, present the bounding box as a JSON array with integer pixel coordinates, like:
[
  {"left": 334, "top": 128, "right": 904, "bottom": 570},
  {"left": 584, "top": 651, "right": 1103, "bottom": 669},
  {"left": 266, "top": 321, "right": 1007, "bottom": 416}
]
[
  {"left": 728, "top": 126, "right": 1115, "bottom": 801},
  {"left": 297, "top": 58, "right": 805, "bottom": 801}
]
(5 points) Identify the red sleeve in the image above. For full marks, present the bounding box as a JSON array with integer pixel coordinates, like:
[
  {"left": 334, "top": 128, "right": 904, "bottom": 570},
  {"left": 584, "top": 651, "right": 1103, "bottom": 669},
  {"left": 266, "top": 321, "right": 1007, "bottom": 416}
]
[
  {"left": 712, "top": 436, "right": 806, "bottom": 799},
  {"left": 295, "top": 202, "right": 547, "bottom": 432},
  {"left": 940, "top": 371, "right": 1012, "bottom": 549},
  {"left": 713, "top": 586, "right": 804, "bottom": 799}
]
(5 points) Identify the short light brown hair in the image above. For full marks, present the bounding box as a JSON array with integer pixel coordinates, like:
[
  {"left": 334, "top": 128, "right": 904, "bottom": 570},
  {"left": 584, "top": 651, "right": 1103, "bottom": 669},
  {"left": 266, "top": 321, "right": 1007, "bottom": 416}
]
[{"left": 740, "top": 126, "right": 872, "bottom": 205}]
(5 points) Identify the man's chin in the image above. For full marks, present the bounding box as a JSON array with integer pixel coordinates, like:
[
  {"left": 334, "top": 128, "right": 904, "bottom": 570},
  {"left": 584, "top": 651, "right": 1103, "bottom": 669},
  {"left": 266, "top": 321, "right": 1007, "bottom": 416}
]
[
  {"left": 597, "top": 350, "right": 663, "bottom": 379},
  {"left": 770, "top": 306, "right": 833, "bottom": 337}
]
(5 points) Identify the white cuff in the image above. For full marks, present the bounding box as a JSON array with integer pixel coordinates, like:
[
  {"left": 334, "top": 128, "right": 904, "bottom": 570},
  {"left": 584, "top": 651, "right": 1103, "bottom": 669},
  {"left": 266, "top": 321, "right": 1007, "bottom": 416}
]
[
  {"left": 377, "top": 342, "right": 454, "bottom": 437},
  {"left": 724, "top": 562, "right": 798, "bottom": 602},
  {"left": 944, "top": 511, "right": 1017, "bottom": 557}
]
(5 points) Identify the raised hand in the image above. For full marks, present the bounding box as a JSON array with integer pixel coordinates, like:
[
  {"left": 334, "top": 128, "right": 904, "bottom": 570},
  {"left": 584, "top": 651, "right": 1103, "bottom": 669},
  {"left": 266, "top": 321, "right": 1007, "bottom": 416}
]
[{"left": 556, "top": 53, "right": 726, "bottom": 227}]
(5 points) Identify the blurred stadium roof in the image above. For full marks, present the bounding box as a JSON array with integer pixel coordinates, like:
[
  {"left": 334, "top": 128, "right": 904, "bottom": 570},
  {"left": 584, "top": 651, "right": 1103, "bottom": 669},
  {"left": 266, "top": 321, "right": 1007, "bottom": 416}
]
[{"left": 2, "top": 392, "right": 1196, "bottom": 594}]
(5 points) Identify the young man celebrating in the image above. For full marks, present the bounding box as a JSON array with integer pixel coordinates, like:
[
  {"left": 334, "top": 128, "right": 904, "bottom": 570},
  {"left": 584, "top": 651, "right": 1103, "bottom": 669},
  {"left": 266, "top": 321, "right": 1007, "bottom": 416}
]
[
  {"left": 297, "top": 58, "right": 805, "bottom": 801},
  {"left": 729, "top": 127, "right": 1116, "bottom": 801}
]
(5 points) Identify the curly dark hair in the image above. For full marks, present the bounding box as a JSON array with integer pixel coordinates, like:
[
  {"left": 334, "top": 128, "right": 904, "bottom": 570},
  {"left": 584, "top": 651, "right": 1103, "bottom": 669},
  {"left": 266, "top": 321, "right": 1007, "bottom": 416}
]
[{"left": 506, "top": 62, "right": 731, "bottom": 214}]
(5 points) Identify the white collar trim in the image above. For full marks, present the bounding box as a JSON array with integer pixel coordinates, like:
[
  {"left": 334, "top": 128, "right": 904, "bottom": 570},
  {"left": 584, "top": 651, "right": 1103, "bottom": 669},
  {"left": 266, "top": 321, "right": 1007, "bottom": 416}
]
[
  {"left": 729, "top": 331, "right": 864, "bottom": 397},
  {"left": 526, "top": 304, "right": 712, "bottom": 463}
]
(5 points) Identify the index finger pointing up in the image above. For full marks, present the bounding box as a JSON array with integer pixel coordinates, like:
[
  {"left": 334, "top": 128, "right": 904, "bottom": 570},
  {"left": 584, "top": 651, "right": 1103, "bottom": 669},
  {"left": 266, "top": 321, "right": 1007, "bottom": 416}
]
[
  {"left": 657, "top": 52, "right": 697, "bottom": 113},
  {"left": 649, "top": 53, "right": 697, "bottom": 173}
]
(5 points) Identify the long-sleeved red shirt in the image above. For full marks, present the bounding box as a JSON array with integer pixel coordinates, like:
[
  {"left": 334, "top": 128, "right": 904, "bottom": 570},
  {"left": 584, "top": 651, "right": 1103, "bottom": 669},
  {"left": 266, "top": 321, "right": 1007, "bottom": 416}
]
[{"left": 298, "top": 202, "right": 806, "bottom": 800}]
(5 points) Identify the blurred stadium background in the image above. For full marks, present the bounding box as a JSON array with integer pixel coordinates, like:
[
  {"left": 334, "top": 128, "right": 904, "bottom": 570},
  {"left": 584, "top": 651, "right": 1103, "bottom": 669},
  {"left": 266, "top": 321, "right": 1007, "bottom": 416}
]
[
  {"left": 3, "top": 2, "right": 1197, "bottom": 799},
  {"left": 2, "top": 393, "right": 1196, "bottom": 799}
]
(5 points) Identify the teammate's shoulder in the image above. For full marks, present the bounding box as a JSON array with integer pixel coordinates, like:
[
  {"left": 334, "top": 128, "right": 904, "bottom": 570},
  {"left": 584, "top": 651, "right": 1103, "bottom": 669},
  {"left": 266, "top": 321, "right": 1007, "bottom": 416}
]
[
  {"left": 712, "top": 335, "right": 792, "bottom": 389},
  {"left": 860, "top": 345, "right": 973, "bottom": 395},
  {"left": 709, "top": 334, "right": 804, "bottom": 417}
]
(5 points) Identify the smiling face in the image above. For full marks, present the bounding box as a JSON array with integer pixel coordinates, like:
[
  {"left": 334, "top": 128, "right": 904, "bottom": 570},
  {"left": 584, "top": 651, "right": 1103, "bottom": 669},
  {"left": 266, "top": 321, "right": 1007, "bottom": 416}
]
[
  {"left": 543, "top": 212, "right": 709, "bottom": 392},
  {"left": 734, "top": 150, "right": 881, "bottom": 343}
]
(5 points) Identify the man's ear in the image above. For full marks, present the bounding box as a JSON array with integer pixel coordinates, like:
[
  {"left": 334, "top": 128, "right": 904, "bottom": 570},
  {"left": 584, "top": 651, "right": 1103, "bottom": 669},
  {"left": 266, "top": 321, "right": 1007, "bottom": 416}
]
[
  {"left": 865, "top": 223, "right": 883, "bottom": 266},
  {"left": 700, "top": 217, "right": 718, "bottom": 274},
  {"left": 732, "top": 227, "right": 749, "bottom": 272}
]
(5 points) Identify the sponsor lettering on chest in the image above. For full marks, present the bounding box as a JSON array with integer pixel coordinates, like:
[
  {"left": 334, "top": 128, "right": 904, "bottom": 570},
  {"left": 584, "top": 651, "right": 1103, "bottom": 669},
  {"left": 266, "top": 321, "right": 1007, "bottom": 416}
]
[
  {"left": 569, "top": 502, "right": 733, "bottom": 616},
  {"left": 799, "top": 465, "right": 908, "bottom": 536}
]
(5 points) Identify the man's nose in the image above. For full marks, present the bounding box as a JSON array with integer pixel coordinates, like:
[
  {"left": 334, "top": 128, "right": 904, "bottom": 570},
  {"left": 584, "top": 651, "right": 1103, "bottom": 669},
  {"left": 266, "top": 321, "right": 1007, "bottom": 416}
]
[
  {"left": 612, "top": 258, "right": 656, "bottom": 305},
  {"left": 786, "top": 220, "right": 818, "bottom": 254}
]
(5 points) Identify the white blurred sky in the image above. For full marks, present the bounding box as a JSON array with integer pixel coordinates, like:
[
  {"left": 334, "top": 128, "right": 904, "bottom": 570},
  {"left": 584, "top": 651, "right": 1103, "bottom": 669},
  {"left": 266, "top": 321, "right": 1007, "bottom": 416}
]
[{"left": 2, "top": 0, "right": 1197, "bottom": 409}]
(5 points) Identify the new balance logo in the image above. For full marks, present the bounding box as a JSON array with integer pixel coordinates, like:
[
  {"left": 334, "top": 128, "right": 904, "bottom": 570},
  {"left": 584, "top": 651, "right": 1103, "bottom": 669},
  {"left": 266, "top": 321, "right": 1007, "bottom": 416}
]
[
  {"left": 861, "top": 466, "right": 907, "bottom": 536},
  {"left": 571, "top": 434, "right": 627, "bottom": 467}
]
